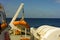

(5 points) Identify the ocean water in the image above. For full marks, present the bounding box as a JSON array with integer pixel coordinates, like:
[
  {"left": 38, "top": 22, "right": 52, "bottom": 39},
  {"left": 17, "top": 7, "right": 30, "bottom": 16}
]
[{"left": 6, "top": 18, "right": 60, "bottom": 28}]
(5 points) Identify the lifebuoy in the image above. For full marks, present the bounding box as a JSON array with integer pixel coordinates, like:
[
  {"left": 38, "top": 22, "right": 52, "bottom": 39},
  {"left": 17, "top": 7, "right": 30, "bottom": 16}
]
[{"left": 1, "top": 23, "right": 7, "bottom": 29}]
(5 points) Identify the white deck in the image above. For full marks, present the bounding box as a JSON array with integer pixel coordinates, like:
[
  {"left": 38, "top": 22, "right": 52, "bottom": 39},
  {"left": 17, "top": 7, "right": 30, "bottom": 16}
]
[{"left": 10, "top": 34, "right": 30, "bottom": 40}]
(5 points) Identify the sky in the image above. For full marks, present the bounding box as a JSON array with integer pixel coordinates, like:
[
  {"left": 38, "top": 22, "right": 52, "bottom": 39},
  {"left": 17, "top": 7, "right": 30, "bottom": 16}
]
[{"left": 0, "top": 0, "right": 60, "bottom": 18}]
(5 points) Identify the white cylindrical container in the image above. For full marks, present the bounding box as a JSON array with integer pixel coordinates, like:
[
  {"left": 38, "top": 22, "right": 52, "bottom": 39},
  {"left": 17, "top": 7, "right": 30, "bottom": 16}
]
[{"left": 31, "top": 25, "right": 60, "bottom": 40}]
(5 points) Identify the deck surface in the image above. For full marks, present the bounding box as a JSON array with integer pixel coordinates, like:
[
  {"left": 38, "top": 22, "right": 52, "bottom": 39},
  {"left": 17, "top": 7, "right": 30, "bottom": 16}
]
[{"left": 10, "top": 34, "right": 30, "bottom": 40}]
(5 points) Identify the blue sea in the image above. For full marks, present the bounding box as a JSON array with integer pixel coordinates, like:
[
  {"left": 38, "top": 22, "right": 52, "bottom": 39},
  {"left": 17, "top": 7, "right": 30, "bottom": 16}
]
[{"left": 6, "top": 18, "right": 60, "bottom": 28}]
